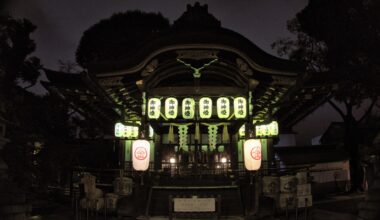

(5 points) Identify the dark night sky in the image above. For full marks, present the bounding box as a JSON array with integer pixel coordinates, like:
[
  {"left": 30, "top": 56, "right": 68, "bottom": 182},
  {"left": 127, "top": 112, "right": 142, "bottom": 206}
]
[{"left": 6, "top": 0, "right": 371, "bottom": 145}]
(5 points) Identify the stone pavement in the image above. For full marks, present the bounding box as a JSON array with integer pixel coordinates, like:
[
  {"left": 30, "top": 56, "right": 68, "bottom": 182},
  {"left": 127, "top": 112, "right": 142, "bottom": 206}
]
[{"left": 29, "top": 192, "right": 365, "bottom": 220}]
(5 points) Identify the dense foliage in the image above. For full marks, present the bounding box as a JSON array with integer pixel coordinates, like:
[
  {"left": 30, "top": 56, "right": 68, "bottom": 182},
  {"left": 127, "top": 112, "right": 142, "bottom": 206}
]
[
  {"left": 76, "top": 10, "right": 170, "bottom": 67},
  {"left": 0, "top": 16, "right": 42, "bottom": 91},
  {"left": 272, "top": 0, "right": 380, "bottom": 190}
]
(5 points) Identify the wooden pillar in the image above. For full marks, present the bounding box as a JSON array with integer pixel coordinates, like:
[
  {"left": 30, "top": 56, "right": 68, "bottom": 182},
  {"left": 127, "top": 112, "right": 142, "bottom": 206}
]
[{"left": 267, "top": 138, "right": 275, "bottom": 171}]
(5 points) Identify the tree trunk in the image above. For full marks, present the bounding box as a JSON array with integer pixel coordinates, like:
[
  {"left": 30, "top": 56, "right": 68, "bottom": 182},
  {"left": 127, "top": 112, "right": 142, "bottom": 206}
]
[{"left": 344, "top": 114, "right": 363, "bottom": 191}]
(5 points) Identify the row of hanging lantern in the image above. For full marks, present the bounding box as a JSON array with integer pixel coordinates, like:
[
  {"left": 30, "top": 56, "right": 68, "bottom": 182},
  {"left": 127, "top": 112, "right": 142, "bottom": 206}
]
[
  {"left": 147, "top": 97, "right": 247, "bottom": 120},
  {"left": 239, "top": 121, "right": 279, "bottom": 138},
  {"left": 114, "top": 122, "right": 154, "bottom": 139},
  {"left": 114, "top": 122, "right": 139, "bottom": 138}
]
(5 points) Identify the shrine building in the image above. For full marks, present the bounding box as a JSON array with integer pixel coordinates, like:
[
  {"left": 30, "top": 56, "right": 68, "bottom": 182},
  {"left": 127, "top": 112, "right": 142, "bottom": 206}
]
[{"left": 42, "top": 3, "right": 335, "bottom": 218}]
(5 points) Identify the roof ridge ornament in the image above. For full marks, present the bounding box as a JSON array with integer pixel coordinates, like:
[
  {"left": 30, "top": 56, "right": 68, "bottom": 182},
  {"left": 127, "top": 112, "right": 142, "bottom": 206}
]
[
  {"left": 173, "top": 2, "right": 221, "bottom": 29},
  {"left": 177, "top": 58, "right": 218, "bottom": 78}
]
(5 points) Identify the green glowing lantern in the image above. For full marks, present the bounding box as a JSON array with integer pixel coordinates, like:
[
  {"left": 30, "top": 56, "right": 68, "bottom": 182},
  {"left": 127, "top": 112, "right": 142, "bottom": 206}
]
[
  {"left": 217, "top": 97, "right": 230, "bottom": 119},
  {"left": 165, "top": 97, "right": 178, "bottom": 119},
  {"left": 199, "top": 97, "right": 212, "bottom": 119},
  {"left": 234, "top": 97, "right": 247, "bottom": 119},
  {"left": 182, "top": 98, "right": 195, "bottom": 119},
  {"left": 255, "top": 121, "right": 279, "bottom": 137},
  {"left": 115, "top": 122, "right": 124, "bottom": 137},
  {"left": 148, "top": 98, "right": 161, "bottom": 119}
]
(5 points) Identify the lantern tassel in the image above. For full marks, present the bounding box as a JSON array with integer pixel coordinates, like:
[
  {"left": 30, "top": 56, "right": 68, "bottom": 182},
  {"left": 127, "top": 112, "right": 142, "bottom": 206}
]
[
  {"left": 168, "top": 124, "right": 174, "bottom": 143},
  {"left": 222, "top": 124, "right": 229, "bottom": 143},
  {"left": 195, "top": 123, "right": 200, "bottom": 141}
]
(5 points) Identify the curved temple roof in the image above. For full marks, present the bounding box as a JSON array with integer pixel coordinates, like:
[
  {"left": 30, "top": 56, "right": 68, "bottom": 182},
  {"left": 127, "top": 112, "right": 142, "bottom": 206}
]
[{"left": 87, "top": 3, "right": 304, "bottom": 76}]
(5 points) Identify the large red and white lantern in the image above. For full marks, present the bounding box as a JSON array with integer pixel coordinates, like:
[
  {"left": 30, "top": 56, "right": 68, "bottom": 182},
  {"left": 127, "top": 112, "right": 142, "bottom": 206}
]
[
  {"left": 132, "top": 140, "right": 150, "bottom": 171},
  {"left": 244, "top": 139, "right": 262, "bottom": 171}
]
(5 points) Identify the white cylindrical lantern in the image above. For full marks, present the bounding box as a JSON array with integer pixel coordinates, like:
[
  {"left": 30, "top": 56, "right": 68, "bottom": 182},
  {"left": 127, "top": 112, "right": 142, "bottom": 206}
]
[
  {"left": 132, "top": 140, "right": 150, "bottom": 171},
  {"left": 199, "top": 97, "right": 212, "bottom": 119},
  {"left": 217, "top": 97, "right": 230, "bottom": 119},
  {"left": 243, "top": 139, "right": 262, "bottom": 171},
  {"left": 234, "top": 97, "right": 247, "bottom": 119},
  {"left": 148, "top": 98, "right": 161, "bottom": 119},
  {"left": 182, "top": 98, "right": 195, "bottom": 119},
  {"left": 165, "top": 97, "right": 178, "bottom": 119}
]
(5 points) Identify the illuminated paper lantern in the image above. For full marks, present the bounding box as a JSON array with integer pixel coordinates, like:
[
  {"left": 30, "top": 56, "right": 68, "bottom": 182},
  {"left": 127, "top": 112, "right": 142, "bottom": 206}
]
[
  {"left": 217, "top": 97, "right": 230, "bottom": 119},
  {"left": 255, "top": 121, "right": 279, "bottom": 137},
  {"left": 148, "top": 98, "right": 161, "bottom": 119},
  {"left": 234, "top": 97, "right": 247, "bottom": 119},
  {"left": 132, "top": 139, "right": 150, "bottom": 171},
  {"left": 165, "top": 97, "right": 178, "bottom": 119},
  {"left": 114, "top": 123, "right": 124, "bottom": 137},
  {"left": 182, "top": 98, "right": 195, "bottom": 119},
  {"left": 244, "top": 139, "right": 262, "bottom": 171},
  {"left": 199, "top": 97, "right": 212, "bottom": 119}
]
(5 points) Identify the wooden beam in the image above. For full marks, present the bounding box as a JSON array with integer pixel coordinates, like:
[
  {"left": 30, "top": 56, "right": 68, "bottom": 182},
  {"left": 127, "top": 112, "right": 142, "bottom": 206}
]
[{"left": 151, "top": 86, "right": 246, "bottom": 96}]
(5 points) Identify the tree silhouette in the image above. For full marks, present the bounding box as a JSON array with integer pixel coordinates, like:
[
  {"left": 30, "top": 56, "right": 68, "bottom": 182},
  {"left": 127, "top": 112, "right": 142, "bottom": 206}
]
[
  {"left": 0, "top": 16, "right": 42, "bottom": 92},
  {"left": 272, "top": 0, "right": 380, "bottom": 191},
  {"left": 76, "top": 10, "right": 170, "bottom": 68}
]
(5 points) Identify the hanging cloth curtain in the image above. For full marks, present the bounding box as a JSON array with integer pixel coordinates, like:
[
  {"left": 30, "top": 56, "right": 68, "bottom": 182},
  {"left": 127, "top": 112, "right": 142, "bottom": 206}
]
[{"left": 222, "top": 124, "right": 229, "bottom": 143}]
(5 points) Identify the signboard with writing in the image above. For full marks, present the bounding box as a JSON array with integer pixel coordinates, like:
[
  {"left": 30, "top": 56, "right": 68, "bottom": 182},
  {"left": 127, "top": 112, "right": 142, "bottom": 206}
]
[{"left": 173, "top": 197, "right": 215, "bottom": 212}]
